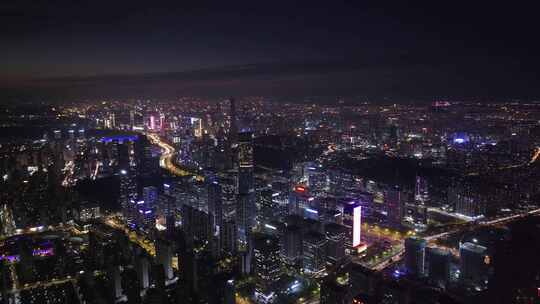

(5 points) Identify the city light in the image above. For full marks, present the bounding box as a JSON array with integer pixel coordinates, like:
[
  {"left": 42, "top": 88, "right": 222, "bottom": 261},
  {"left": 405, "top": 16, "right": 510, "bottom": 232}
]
[{"left": 353, "top": 205, "right": 362, "bottom": 247}]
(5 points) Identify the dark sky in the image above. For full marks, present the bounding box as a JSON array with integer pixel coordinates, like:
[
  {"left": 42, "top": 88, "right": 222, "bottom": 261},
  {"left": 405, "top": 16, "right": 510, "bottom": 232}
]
[{"left": 1, "top": 1, "right": 539, "bottom": 101}]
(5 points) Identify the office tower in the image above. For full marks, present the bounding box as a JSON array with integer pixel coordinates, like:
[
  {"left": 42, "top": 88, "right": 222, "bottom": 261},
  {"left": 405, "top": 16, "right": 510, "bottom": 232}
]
[
  {"left": 143, "top": 186, "right": 158, "bottom": 206},
  {"left": 281, "top": 224, "right": 302, "bottom": 266},
  {"left": 129, "top": 110, "right": 135, "bottom": 130},
  {"left": 236, "top": 132, "right": 255, "bottom": 250},
  {"left": 253, "top": 234, "right": 282, "bottom": 303},
  {"left": 309, "top": 171, "right": 328, "bottom": 194},
  {"left": 159, "top": 112, "right": 165, "bottom": 130},
  {"left": 220, "top": 219, "right": 237, "bottom": 255},
  {"left": 257, "top": 189, "right": 275, "bottom": 226},
  {"left": 460, "top": 242, "right": 489, "bottom": 289},
  {"left": 229, "top": 98, "right": 238, "bottom": 144},
  {"left": 109, "top": 112, "right": 116, "bottom": 129},
  {"left": 426, "top": 247, "right": 450, "bottom": 289},
  {"left": 135, "top": 254, "right": 150, "bottom": 290},
  {"left": 325, "top": 223, "right": 346, "bottom": 264},
  {"left": 385, "top": 185, "right": 403, "bottom": 227},
  {"left": 239, "top": 239, "right": 253, "bottom": 275},
  {"left": 182, "top": 204, "right": 211, "bottom": 242},
  {"left": 156, "top": 239, "right": 174, "bottom": 280},
  {"left": 302, "top": 231, "right": 328, "bottom": 275},
  {"left": 415, "top": 175, "right": 429, "bottom": 204},
  {"left": 288, "top": 186, "right": 311, "bottom": 216},
  {"left": 207, "top": 179, "right": 222, "bottom": 239},
  {"left": 119, "top": 169, "right": 137, "bottom": 222},
  {"left": 136, "top": 136, "right": 160, "bottom": 177},
  {"left": 404, "top": 237, "right": 426, "bottom": 276}
]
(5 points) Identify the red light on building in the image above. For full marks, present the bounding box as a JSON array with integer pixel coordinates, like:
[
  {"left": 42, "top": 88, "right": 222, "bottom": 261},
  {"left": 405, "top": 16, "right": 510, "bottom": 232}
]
[{"left": 295, "top": 186, "right": 306, "bottom": 193}]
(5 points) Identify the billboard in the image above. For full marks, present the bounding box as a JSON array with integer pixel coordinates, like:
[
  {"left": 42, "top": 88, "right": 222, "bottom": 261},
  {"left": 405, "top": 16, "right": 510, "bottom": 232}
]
[{"left": 353, "top": 205, "right": 361, "bottom": 247}]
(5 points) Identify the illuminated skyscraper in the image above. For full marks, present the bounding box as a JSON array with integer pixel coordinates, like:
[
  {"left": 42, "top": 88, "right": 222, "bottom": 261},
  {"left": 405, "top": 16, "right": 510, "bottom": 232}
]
[
  {"left": 236, "top": 132, "right": 255, "bottom": 250},
  {"left": 119, "top": 169, "right": 137, "bottom": 222},
  {"left": 253, "top": 234, "right": 282, "bottom": 303},
  {"left": 229, "top": 98, "right": 238, "bottom": 144},
  {"left": 143, "top": 186, "right": 158, "bottom": 206},
  {"left": 325, "top": 223, "right": 346, "bottom": 264},
  {"left": 302, "top": 231, "right": 327, "bottom": 275}
]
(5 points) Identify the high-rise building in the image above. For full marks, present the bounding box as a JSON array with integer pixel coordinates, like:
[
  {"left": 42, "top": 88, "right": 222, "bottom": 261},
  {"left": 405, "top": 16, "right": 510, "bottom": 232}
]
[
  {"left": 253, "top": 234, "right": 282, "bottom": 303},
  {"left": 385, "top": 185, "right": 403, "bottom": 227},
  {"left": 288, "top": 186, "right": 312, "bottom": 216},
  {"left": 156, "top": 239, "right": 174, "bottom": 280},
  {"left": 236, "top": 132, "right": 255, "bottom": 250},
  {"left": 460, "top": 242, "right": 489, "bottom": 289},
  {"left": 229, "top": 98, "right": 238, "bottom": 145},
  {"left": 281, "top": 224, "right": 302, "bottom": 267},
  {"left": 119, "top": 169, "right": 137, "bottom": 222},
  {"left": 129, "top": 110, "right": 135, "bottom": 130},
  {"left": 302, "top": 231, "right": 327, "bottom": 275},
  {"left": 325, "top": 223, "right": 346, "bottom": 264},
  {"left": 143, "top": 186, "right": 158, "bottom": 206},
  {"left": 207, "top": 179, "right": 223, "bottom": 241},
  {"left": 404, "top": 237, "right": 426, "bottom": 276},
  {"left": 257, "top": 189, "right": 276, "bottom": 226},
  {"left": 426, "top": 247, "right": 450, "bottom": 289},
  {"left": 182, "top": 204, "right": 211, "bottom": 242},
  {"left": 135, "top": 254, "right": 150, "bottom": 290}
]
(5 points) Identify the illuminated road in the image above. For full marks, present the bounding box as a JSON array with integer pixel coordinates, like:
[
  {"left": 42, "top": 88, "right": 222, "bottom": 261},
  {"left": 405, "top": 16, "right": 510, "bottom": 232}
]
[
  {"left": 103, "top": 216, "right": 156, "bottom": 257},
  {"left": 369, "top": 207, "right": 540, "bottom": 272},
  {"left": 146, "top": 133, "right": 203, "bottom": 180},
  {"left": 13, "top": 277, "right": 76, "bottom": 293},
  {"left": 466, "top": 146, "right": 540, "bottom": 175},
  {"left": 530, "top": 147, "right": 540, "bottom": 164}
]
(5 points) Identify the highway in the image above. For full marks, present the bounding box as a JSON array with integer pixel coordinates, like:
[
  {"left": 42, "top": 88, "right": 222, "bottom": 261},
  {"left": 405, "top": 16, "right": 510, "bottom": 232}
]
[
  {"left": 368, "top": 207, "right": 540, "bottom": 273},
  {"left": 529, "top": 146, "right": 540, "bottom": 164},
  {"left": 103, "top": 216, "right": 157, "bottom": 257},
  {"left": 146, "top": 133, "right": 203, "bottom": 180}
]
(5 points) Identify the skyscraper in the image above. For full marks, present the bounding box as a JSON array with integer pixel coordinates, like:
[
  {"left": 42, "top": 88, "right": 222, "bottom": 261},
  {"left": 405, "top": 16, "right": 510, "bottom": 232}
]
[
  {"left": 325, "top": 223, "right": 346, "bottom": 264},
  {"left": 404, "top": 237, "right": 426, "bottom": 277},
  {"left": 460, "top": 242, "right": 489, "bottom": 289},
  {"left": 119, "top": 169, "right": 137, "bottom": 223},
  {"left": 156, "top": 239, "right": 174, "bottom": 281},
  {"left": 229, "top": 98, "right": 238, "bottom": 145},
  {"left": 253, "top": 234, "right": 282, "bottom": 303},
  {"left": 302, "top": 231, "right": 328, "bottom": 275},
  {"left": 426, "top": 247, "right": 450, "bottom": 289},
  {"left": 236, "top": 132, "right": 255, "bottom": 251}
]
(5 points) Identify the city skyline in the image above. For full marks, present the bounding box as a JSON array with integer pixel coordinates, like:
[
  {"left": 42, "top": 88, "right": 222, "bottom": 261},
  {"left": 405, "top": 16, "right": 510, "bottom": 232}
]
[{"left": 1, "top": 2, "right": 540, "bottom": 304}]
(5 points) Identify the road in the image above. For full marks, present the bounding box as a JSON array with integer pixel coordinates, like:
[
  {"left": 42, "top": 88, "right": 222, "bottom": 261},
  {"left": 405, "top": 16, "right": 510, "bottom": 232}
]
[
  {"left": 103, "top": 216, "right": 156, "bottom": 257},
  {"left": 146, "top": 133, "right": 204, "bottom": 180},
  {"left": 370, "top": 207, "right": 540, "bottom": 272},
  {"left": 530, "top": 146, "right": 540, "bottom": 164}
]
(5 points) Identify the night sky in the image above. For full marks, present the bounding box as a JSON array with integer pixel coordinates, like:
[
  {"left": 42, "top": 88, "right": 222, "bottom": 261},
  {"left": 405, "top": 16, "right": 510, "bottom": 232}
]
[{"left": 1, "top": 1, "right": 539, "bottom": 100}]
